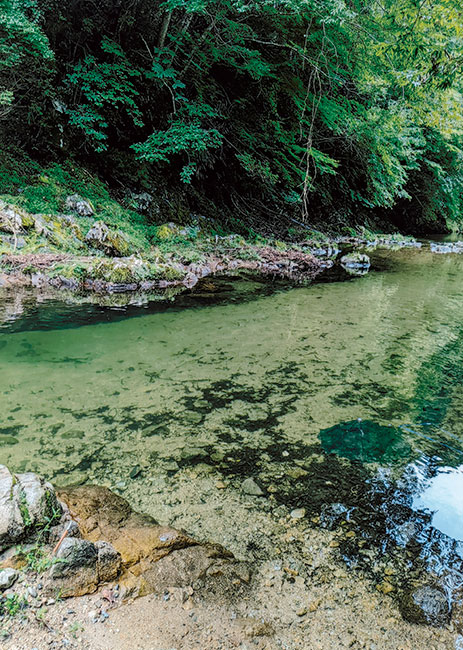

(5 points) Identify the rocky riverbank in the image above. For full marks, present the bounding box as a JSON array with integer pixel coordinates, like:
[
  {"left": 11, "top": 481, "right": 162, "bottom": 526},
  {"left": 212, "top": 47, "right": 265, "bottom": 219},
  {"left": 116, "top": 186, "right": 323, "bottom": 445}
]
[
  {"left": 0, "top": 196, "right": 436, "bottom": 301},
  {"left": 1, "top": 465, "right": 462, "bottom": 650},
  {"left": 0, "top": 200, "right": 331, "bottom": 294}
]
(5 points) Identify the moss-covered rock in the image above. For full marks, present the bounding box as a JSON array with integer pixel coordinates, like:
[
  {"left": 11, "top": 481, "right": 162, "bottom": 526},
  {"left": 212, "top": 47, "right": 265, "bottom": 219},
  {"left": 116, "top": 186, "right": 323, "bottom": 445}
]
[
  {"left": 0, "top": 201, "right": 35, "bottom": 234},
  {"left": 85, "top": 221, "right": 132, "bottom": 256}
]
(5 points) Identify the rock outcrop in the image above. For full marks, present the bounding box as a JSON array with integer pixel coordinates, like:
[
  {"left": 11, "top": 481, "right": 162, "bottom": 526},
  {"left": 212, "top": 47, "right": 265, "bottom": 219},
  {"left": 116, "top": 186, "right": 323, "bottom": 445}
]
[
  {"left": 58, "top": 485, "right": 242, "bottom": 598},
  {"left": 0, "top": 466, "right": 245, "bottom": 601},
  {"left": 84, "top": 221, "right": 131, "bottom": 256}
]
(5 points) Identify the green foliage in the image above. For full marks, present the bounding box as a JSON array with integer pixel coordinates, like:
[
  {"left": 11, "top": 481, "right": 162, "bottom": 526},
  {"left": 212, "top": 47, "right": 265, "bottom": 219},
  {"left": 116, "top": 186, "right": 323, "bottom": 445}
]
[
  {"left": 64, "top": 38, "right": 144, "bottom": 151},
  {"left": 2, "top": 0, "right": 463, "bottom": 232},
  {"left": 0, "top": 0, "right": 53, "bottom": 137},
  {"left": 19, "top": 492, "right": 32, "bottom": 527},
  {"left": 23, "top": 544, "right": 57, "bottom": 573},
  {"left": 132, "top": 121, "right": 222, "bottom": 182},
  {"left": 0, "top": 593, "right": 26, "bottom": 618}
]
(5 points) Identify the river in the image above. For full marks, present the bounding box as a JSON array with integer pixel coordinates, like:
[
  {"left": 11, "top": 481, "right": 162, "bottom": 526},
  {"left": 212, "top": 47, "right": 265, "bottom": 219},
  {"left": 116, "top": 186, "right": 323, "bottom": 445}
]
[{"left": 2, "top": 245, "right": 463, "bottom": 644}]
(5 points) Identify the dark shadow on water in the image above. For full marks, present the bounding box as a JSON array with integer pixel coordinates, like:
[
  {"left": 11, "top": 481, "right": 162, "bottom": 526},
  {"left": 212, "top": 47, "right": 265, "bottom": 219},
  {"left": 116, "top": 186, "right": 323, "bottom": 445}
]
[{"left": 319, "top": 419, "right": 412, "bottom": 463}]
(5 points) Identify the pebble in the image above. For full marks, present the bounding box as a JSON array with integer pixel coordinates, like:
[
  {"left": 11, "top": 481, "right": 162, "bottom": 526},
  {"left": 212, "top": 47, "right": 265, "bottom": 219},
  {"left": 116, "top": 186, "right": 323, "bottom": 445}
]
[
  {"left": 27, "top": 586, "right": 38, "bottom": 598},
  {"left": 290, "top": 508, "right": 306, "bottom": 519},
  {"left": 241, "top": 478, "right": 264, "bottom": 497},
  {"left": 296, "top": 607, "right": 307, "bottom": 616},
  {"left": 377, "top": 581, "right": 395, "bottom": 595},
  {"left": 0, "top": 568, "right": 18, "bottom": 591}
]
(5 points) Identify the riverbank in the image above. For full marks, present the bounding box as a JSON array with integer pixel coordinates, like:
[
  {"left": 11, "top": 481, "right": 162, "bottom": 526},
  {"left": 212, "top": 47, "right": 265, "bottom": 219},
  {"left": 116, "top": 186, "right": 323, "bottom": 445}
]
[
  {"left": 1, "top": 466, "right": 459, "bottom": 650},
  {"left": 0, "top": 179, "right": 426, "bottom": 299},
  {"left": 3, "top": 205, "right": 463, "bottom": 649}
]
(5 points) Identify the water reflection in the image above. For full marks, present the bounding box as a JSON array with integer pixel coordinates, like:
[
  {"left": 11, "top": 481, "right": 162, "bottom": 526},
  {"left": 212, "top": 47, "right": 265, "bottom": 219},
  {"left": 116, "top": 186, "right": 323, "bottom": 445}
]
[{"left": 412, "top": 464, "right": 463, "bottom": 542}]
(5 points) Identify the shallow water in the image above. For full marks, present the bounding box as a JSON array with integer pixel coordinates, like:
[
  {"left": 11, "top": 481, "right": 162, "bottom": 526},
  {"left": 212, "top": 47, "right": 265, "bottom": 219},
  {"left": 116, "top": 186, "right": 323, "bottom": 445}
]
[{"left": 2, "top": 249, "right": 463, "bottom": 560}]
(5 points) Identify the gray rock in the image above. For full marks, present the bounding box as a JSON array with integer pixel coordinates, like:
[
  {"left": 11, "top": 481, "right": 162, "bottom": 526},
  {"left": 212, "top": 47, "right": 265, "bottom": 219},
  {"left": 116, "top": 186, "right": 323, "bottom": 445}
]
[
  {"left": 48, "top": 537, "right": 99, "bottom": 597},
  {"left": 51, "top": 537, "right": 97, "bottom": 578},
  {"left": 340, "top": 252, "right": 370, "bottom": 274},
  {"left": 15, "top": 471, "right": 60, "bottom": 527},
  {"left": 0, "top": 465, "right": 24, "bottom": 550},
  {"left": 95, "top": 540, "right": 121, "bottom": 583},
  {"left": 400, "top": 584, "right": 451, "bottom": 626},
  {"left": 85, "top": 221, "right": 110, "bottom": 246},
  {"left": 130, "top": 192, "right": 153, "bottom": 213},
  {"left": 0, "top": 465, "right": 60, "bottom": 552},
  {"left": 65, "top": 194, "right": 94, "bottom": 217},
  {"left": 0, "top": 201, "right": 30, "bottom": 233},
  {"left": 183, "top": 272, "right": 199, "bottom": 288},
  {"left": 0, "top": 567, "right": 18, "bottom": 591},
  {"left": 0, "top": 234, "right": 25, "bottom": 249},
  {"left": 241, "top": 478, "right": 264, "bottom": 497},
  {"left": 84, "top": 221, "right": 129, "bottom": 256}
]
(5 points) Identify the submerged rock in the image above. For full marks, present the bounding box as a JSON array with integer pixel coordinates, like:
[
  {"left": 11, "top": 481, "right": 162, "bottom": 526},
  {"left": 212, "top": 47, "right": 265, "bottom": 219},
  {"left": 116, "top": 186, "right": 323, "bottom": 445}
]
[
  {"left": 241, "top": 478, "right": 265, "bottom": 497},
  {"left": 400, "top": 584, "right": 451, "bottom": 626},
  {"left": 319, "top": 503, "right": 349, "bottom": 530},
  {"left": 319, "top": 420, "right": 411, "bottom": 463}
]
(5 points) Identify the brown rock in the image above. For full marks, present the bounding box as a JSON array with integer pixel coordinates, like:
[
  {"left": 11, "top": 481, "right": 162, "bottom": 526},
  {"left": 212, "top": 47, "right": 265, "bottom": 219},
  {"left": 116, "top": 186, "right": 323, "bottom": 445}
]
[
  {"left": 58, "top": 485, "right": 198, "bottom": 566},
  {"left": 58, "top": 485, "right": 239, "bottom": 598}
]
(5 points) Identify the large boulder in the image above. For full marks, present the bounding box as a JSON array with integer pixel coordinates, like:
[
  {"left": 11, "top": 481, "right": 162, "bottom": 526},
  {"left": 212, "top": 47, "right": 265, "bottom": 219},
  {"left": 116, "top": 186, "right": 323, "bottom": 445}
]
[
  {"left": 58, "top": 485, "right": 242, "bottom": 598},
  {"left": 0, "top": 465, "right": 61, "bottom": 552},
  {"left": 0, "top": 468, "right": 246, "bottom": 601}
]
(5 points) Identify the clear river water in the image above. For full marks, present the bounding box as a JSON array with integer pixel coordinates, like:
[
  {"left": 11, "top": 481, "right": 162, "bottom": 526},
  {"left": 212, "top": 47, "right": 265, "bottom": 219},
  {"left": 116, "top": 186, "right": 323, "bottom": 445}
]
[{"left": 2, "top": 246, "right": 463, "bottom": 603}]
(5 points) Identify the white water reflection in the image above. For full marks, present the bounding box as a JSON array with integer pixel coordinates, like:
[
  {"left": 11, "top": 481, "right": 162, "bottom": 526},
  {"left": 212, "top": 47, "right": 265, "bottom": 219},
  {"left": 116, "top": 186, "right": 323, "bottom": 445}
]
[{"left": 413, "top": 465, "right": 463, "bottom": 541}]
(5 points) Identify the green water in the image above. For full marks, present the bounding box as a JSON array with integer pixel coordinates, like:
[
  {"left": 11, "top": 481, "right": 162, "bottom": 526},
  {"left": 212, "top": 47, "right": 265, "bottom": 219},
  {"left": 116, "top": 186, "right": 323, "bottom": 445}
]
[{"left": 2, "top": 248, "right": 463, "bottom": 541}]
